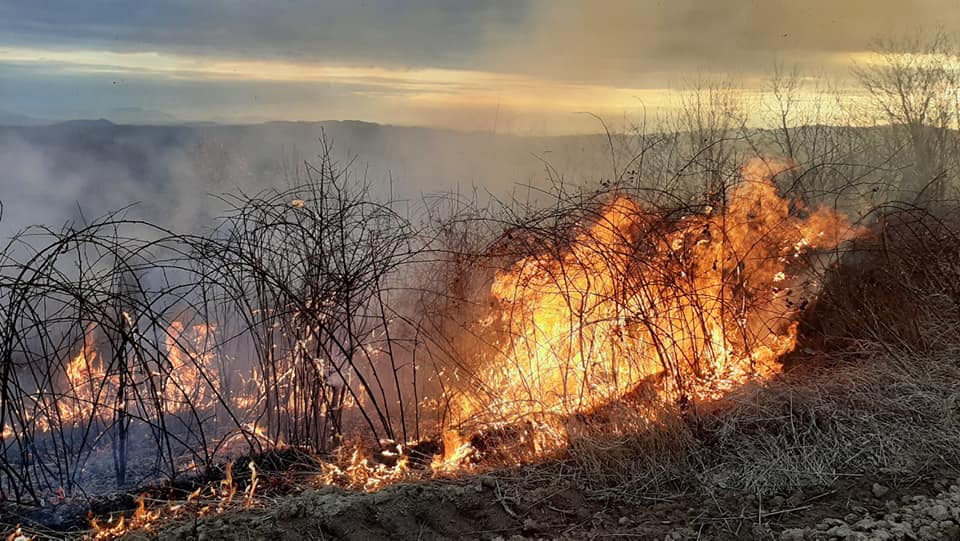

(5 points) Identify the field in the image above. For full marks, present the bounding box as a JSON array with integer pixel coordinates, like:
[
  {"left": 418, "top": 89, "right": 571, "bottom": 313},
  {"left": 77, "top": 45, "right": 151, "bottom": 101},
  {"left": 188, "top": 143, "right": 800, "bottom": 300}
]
[{"left": 3, "top": 35, "right": 960, "bottom": 541}]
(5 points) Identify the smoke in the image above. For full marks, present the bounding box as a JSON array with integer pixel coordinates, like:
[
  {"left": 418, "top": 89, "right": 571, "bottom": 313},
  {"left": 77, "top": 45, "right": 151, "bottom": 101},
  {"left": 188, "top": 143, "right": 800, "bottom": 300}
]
[
  {"left": 0, "top": 122, "right": 620, "bottom": 238},
  {"left": 0, "top": 128, "right": 171, "bottom": 235}
]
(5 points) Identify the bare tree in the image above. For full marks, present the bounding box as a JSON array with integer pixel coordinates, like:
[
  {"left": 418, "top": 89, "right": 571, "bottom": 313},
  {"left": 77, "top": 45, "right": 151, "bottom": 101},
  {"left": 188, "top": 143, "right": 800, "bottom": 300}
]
[
  {"left": 852, "top": 31, "right": 960, "bottom": 205},
  {"left": 671, "top": 76, "right": 748, "bottom": 203}
]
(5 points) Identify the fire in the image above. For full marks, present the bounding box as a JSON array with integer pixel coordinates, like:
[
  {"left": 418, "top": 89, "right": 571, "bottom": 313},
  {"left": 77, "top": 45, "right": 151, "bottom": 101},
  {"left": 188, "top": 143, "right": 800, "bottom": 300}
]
[
  {"left": 17, "top": 157, "right": 866, "bottom": 538},
  {"left": 163, "top": 320, "right": 217, "bottom": 412},
  {"left": 244, "top": 462, "right": 259, "bottom": 507},
  {"left": 89, "top": 493, "right": 161, "bottom": 539},
  {"left": 4, "top": 526, "right": 31, "bottom": 541},
  {"left": 56, "top": 319, "right": 222, "bottom": 425},
  {"left": 60, "top": 323, "right": 113, "bottom": 422},
  {"left": 453, "top": 158, "right": 862, "bottom": 428},
  {"left": 87, "top": 461, "right": 263, "bottom": 539},
  {"left": 431, "top": 430, "right": 475, "bottom": 474},
  {"left": 320, "top": 445, "right": 413, "bottom": 491},
  {"left": 219, "top": 462, "right": 239, "bottom": 509},
  {"left": 82, "top": 448, "right": 420, "bottom": 539}
]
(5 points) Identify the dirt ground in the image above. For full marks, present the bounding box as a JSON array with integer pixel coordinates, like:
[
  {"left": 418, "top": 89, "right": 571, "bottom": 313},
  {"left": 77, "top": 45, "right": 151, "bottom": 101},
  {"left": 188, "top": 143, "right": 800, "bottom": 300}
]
[{"left": 124, "top": 463, "right": 960, "bottom": 540}]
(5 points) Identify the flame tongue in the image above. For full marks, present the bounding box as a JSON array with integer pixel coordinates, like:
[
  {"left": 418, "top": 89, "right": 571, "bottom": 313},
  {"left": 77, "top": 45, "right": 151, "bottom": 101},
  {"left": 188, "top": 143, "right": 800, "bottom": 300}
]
[
  {"left": 163, "top": 320, "right": 217, "bottom": 412},
  {"left": 61, "top": 323, "right": 110, "bottom": 422},
  {"left": 456, "top": 158, "right": 862, "bottom": 426},
  {"left": 57, "top": 318, "right": 222, "bottom": 428}
]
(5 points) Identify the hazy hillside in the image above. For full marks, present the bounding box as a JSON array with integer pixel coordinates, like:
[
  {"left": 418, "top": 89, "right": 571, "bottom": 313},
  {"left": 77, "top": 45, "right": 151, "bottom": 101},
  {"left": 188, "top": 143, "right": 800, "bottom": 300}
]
[{"left": 0, "top": 120, "right": 618, "bottom": 236}]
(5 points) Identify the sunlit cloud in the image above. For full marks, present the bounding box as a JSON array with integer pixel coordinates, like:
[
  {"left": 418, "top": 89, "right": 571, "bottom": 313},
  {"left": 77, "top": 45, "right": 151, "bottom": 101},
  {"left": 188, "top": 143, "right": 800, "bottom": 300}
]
[
  {"left": 0, "top": 44, "right": 867, "bottom": 134},
  {"left": 0, "top": 45, "right": 682, "bottom": 126}
]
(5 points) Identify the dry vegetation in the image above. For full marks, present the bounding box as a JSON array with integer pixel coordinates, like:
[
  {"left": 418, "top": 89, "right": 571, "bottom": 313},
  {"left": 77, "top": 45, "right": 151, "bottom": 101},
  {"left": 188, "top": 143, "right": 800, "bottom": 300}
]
[{"left": 3, "top": 33, "right": 960, "bottom": 539}]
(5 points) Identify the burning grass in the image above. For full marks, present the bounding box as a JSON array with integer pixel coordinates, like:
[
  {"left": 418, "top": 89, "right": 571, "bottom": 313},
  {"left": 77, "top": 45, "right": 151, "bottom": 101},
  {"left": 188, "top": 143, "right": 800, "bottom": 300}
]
[
  {"left": 546, "top": 204, "right": 960, "bottom": 508},
  {"left": 29, "top": 345, "right": 959, "bottom": 540},
  {"left": 4, "top": 148, "right": 960, "bottom": 539},
  {"left": 436, "top": 158, "right": 862, "bottom": 462}
]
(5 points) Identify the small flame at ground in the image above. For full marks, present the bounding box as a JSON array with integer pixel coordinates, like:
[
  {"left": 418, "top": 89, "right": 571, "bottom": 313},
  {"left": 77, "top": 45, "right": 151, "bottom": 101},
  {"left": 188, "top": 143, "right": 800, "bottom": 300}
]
[{"left": 85, "top": 460, "right": 261, "bottom": 540}]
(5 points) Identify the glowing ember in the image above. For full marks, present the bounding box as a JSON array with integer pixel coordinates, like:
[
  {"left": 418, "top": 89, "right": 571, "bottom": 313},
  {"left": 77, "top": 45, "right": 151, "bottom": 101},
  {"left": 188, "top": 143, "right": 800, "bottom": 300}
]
[{"left": 4, "top": 526, "right": 31, "bottom": 541}]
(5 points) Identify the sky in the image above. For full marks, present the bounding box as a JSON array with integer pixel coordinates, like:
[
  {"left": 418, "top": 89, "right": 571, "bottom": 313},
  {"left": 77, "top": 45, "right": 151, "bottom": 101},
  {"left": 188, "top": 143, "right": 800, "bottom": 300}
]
[{"left": 2, "top": 0, "right": 960, "bottom": 134}]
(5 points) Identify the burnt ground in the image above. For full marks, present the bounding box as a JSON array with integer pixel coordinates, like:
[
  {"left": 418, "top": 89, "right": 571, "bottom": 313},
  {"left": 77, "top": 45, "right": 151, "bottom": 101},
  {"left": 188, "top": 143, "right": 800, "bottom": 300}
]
[
  {"left": 6, "top": 344, "right": 960, "bottom": 540},
  {"left": 110, "top": 462, "right": 960, "bottom": 540}
]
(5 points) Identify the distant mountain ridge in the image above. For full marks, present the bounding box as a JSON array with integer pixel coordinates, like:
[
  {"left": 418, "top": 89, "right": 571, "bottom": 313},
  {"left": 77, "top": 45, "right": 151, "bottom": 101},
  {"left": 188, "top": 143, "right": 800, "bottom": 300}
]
[{"left": 105, "top": 107, "right": 179, "bottom": 125}]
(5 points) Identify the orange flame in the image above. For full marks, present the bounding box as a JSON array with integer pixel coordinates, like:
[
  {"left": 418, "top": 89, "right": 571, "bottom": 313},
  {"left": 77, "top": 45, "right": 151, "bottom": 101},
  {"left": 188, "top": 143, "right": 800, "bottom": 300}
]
[
  {"left": 244, "top": 462, "right": 259, "bottom": 508},
  {"left": 5, "top": 526, "right": 31, "bottom": 541},
  {"left": 454, "top": 158, "right": 862, "bottom": 428},
  {"left": 60, "top": 323, "right": 112, "bottom": 423},
  {"left": 319, "top": 445, "right": 413, "bottom": 490},
  {"left": 431, "top": 430, "right": 475, "bottom": 474},
  {"left": 163, "top": 321, "right": 217, "bottom": 412},
  {"left": 58, "top": 319, "right": 224, "bottom": 425},
  {"left": 88, "top": 465, "right": 266, "bottom": 540}
]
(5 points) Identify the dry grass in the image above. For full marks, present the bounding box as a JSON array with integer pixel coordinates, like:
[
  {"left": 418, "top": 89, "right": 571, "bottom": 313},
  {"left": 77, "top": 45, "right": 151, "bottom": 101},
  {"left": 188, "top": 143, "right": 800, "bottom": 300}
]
[
  {"left": 695, "top": 349, "right": 960, "bottom": 493},
  {"left": 534, "top": 346, "right": 960, "bottom": 505},
  {"left": 546, "top": 206, "right": 960, "bottom": 501}
]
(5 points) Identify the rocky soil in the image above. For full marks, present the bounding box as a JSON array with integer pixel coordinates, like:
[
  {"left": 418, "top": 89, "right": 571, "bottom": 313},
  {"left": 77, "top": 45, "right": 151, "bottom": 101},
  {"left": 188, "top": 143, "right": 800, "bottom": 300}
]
[
  {"left": 779, "top": 481, "right": 960, "bottom": 540},
  {"left": 122, "top": 470, "right": 960, "bottom": 540}
]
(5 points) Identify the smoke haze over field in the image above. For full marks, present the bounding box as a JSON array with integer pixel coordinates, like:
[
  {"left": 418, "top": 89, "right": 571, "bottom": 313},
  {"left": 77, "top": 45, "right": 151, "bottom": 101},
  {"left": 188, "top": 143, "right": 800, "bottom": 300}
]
[{"left": 0, "top": 121, "right": 621, "bottom": 235}]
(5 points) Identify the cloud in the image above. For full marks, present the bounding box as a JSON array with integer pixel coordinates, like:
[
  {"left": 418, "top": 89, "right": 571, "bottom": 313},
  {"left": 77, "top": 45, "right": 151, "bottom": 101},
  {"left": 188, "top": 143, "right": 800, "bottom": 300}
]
[
  {"left": 5, "top": 1, "right": 960, "bottom": 86},
  {"left": 0, "top": 44, "right": 679, "bottom": 132},
  {"left": 0, "top": 1, "right": 527, "bottom": 69},
  {"left": 2, "top": 1, "right": 959, "bottom": 131},
  {"left": 481, "top": 0, "right": 960, "bottom": 86}
]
